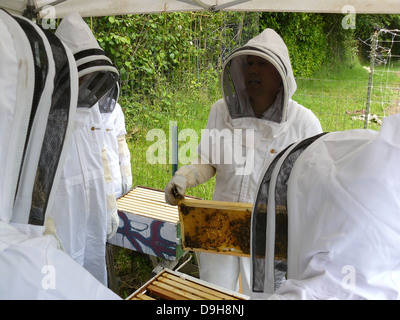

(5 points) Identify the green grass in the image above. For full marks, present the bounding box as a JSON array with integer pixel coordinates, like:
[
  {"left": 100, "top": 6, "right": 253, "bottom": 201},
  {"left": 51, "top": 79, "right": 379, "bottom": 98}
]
[
  {"left": 294, "top": 61, "right": 400, "bottom": 132},
  {"left": 124, "top": 84, "right": 218, "bottom": 200}
]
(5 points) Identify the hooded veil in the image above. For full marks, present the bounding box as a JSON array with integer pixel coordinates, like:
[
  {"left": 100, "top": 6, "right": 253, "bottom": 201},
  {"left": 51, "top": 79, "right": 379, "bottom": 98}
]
[{"left": 222, "top": 29, "right": 297, "bottom": 123}]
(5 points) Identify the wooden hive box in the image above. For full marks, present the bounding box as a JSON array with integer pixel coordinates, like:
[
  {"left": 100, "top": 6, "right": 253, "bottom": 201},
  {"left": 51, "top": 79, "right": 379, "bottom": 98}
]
[
  {"left": 178, "top": 198, "right": 253, "bottom": 257},
  {"left": 108, "top": 186, "right": 183, "bottom": 261},
  {"left": 127, "top": 268, "right": 249, "bottom": 300}
]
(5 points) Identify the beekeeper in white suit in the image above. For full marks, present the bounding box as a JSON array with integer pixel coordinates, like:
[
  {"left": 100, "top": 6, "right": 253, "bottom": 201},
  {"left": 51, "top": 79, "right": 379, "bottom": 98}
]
[
  {"left": 49, "top": 12, "right": 120, "bottom": 285},
  {"left": 251, "top": 113, "right": 400, "bottom": 299},
  {"left": 0, "top": 9, "right": 120, "bottom": 299},
  {"left": 165, "top": 28, "right": 322, "bottom": 295}
]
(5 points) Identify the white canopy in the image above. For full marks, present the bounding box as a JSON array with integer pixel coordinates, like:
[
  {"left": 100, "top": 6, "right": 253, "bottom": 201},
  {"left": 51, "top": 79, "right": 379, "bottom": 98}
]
[{"left": 1, "top": 0, "right": 399, "bottom": 18}]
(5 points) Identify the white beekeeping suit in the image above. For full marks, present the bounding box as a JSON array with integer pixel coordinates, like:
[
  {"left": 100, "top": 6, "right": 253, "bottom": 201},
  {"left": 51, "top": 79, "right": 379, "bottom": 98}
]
[
  {"left": 100, "top": 85, "right": 132, "bottom": 199},
  {"left": 165, "top": 28, "right": 322, "bottom": 295},
  {"left": 49, "top": 12, "right": 119, "bottom": 285},
  {"left": 251, "top": 114, "right": 400, "bottom": 299},
  {"left": 0, "top": 9, "right": 121, "bottom": 299}
]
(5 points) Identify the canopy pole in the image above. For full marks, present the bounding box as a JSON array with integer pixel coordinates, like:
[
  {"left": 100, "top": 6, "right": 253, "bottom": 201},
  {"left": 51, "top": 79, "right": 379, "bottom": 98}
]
[{"left": 177, "top": 0, "right": 251, "bottom": 12}]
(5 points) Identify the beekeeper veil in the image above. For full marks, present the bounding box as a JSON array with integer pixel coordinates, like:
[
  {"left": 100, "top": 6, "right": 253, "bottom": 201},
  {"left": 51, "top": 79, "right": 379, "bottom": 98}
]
[
  {"left": 222, "top": 29, "right": 296, "bottom": 123},
  {"left": 55, "top": 12, "right": 119, "bottom": 112},
  {"left": 250, "top": 133, "right": 326, "bottom": 294},
  {"left": 0, "top": 9, "right": 77, "bottom": 226}
]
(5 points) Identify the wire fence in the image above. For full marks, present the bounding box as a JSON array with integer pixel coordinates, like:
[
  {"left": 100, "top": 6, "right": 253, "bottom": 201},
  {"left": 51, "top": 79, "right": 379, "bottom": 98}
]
[
  {"left": 370, "top": 29, "right": 400, "bottom": 117},
  {"left": 356, "top": 28, "right": 400, "bottom": 126}
]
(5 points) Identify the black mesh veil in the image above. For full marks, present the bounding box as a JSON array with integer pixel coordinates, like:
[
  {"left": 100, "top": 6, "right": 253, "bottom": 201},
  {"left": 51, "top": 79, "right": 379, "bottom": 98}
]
[
  {"left": 28, "top": 30, "right": 75, "bottom": 225},
  {"left": 251, "top": 133, "right": 326, "bottom": 293},
  {"left": 222, "top": 47, "right": 286, "bottom": 123},
  {"left": 251, "top": 142, "right": 292, "bottom": 293},
  {"left": 98, "top": 81, "right": 119, "bottom": 114},
  {"left": 75, "top": 49, "right": 119, "bottom": 111},
  {"left": 12, "top": 16, "right": 49, "bottom": 195},
  {"left": 11, "top": 15, "right": 51, "bottom": 225},
  {"left": 10, "top": 14, "right": 76, "bottom": 226}
]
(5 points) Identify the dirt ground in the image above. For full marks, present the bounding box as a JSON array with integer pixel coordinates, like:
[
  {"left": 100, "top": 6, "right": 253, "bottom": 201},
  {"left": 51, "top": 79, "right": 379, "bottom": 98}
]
[{"left": 386, "top": 102, "right": 400, "bottom": 115}]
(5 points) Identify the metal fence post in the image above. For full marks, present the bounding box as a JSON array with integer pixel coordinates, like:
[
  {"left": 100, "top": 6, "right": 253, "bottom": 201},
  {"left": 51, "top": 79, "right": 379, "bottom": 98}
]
[
  {"left": 364, "top": 28, "right": 379, "bottom": 129},
  {"left": 172, "top": 124, "right": 178, "bottom": 176}
]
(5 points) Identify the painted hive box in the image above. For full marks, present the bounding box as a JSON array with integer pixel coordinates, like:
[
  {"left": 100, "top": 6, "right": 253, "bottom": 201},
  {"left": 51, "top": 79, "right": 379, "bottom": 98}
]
[{"left": 108, "top": 186, "right": 183, "bottom": 261}]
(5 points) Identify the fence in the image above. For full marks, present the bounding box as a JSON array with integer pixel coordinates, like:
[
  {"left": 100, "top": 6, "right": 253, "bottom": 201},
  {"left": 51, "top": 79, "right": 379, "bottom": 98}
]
[
  {"left": 294, "top": 28, "right": 400, "bottom": 133},
  {"left": 368, "top": 29, "right": 400, "bottom": 118}
]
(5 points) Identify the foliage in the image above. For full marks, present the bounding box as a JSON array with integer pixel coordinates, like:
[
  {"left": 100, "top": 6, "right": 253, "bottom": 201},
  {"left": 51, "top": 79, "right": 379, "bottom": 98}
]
[
  {"left": 355, "top": 14, "right": 400, "bottom": 62},
  {"left": 321, "top": 14, "right": 359, "bottom": 70},
  {"left": 85, "top": 11, "right": 400, "bottom": 198},
  {"left": 260, "top": 12, "right": 327, "bottom": 77},
  {"left": 89, "top": 11, "right": 400, "bottom": 84},
  {"left": 88, "top": 12, "right": 259, "bottom": 130},
  {"left": 258, "top": 13, "right": 400, "bottom": 76},
  {"left": 355, "top": 14, "right": 400, "bottom": 42},
  {"left": 259, "top": 12, "right": 364, "bottom": 77}
]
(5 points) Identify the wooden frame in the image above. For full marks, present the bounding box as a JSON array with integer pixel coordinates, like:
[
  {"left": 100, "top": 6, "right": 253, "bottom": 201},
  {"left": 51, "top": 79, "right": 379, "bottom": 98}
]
[
  {"left": 127, "top": 268, "right": 249, "bottom": 300},
  {"left": 178, "top": 198, "right": 253, "bottom": 257}
]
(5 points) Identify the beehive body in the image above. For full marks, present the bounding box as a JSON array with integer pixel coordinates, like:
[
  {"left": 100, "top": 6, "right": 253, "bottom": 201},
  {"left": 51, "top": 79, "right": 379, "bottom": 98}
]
[{"left": 108, "top": 186, "right": 183, "bottom": 260}]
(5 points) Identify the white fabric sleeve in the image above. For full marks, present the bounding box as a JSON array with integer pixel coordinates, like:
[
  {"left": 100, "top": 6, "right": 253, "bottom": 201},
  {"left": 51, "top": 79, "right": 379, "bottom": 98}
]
[
  {"left": 114, "top": 103, "right": 127, "bottom": 136},
  {"left": 102, "top": 146, "right": 119, "bottom": 239},
  {"left": 174, "top": 160, "right": 216, "bottom": 188},
  {"left": 117, "top": 134, "right": 132, "bottom": 194}
]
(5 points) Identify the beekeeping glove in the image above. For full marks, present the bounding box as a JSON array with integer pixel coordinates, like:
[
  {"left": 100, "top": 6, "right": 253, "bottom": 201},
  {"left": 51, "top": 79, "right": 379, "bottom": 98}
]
[
  {"left": 107, "top": 207, "right": 119, "bottom": 240},
  {"left": 102, "top": 146, "right": 120, "bottom": 240},
  {"left": 121, "top": 173, "right": 132, "bottom": 196},
  {"left": 165, "top": 174, "right": 188, "bottom": 205},
  {"left": 165, "top": 160, "right": 216, "bottom": 205}
]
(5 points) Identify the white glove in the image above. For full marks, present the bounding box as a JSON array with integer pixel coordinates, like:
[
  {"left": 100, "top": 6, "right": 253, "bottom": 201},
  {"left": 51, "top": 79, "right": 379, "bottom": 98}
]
[
  {"left": 164, "top": 162, "right": 216, "bottom": 205},
  {"left": 122, "top": 175, "right": 132, "bottom": 195},
  {"left": 165, "top": 174, "right": 188, "bottom": 205},
  {"left": 107, "top": 209, "right": 119, "bottom": 240},
  {"left": 118, "top": 135, "right": 132, "bottom": 196}
]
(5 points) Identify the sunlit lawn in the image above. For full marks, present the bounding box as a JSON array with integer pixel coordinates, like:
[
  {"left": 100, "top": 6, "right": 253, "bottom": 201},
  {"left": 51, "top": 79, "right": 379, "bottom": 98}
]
[{"left": 294, "top": 62, "right": 400, "bottom": 132}]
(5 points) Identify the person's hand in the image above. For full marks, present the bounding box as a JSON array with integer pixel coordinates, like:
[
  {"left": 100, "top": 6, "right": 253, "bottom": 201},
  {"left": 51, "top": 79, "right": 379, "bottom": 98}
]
[
  {"left": 122, "top": 176, "right": 132, "bottom": 195},
  {"left": 164, "top": 175, "right": 188, "bottom": 205},
  {"left": 107, "top": 209, "right": 119, "bottom": 240}
]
